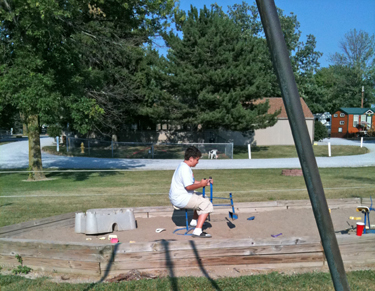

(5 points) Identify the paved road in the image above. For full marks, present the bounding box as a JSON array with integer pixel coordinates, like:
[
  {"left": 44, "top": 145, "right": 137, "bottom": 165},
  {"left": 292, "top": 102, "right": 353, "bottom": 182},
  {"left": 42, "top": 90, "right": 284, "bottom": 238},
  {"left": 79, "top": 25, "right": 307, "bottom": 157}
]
[{"left": 0, "top": 136, "right": 374, "bottom": 170}]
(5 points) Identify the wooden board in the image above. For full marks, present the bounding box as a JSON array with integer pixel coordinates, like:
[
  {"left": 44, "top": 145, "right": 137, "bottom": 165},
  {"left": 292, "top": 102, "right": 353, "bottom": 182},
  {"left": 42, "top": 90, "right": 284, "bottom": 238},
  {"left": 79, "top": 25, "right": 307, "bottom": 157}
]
[
  {"left": 114, "top": 243, "right": 323, "bottom": 263},
  {"left": 0, "top": 238, "right": 113, "bottom": 262},
  {"left": 103, "top": 252, "right": 325, "bottom": 271},
  {"left": 115, "top": 237, "right": 322, "bottom": 254},
  {"left": 0, "top": 254, "right": 101, "bottom": 275},
  {"left": 277, "top": 198, "right": 359, "bottom": 209},
  {"left": 104, "top": 261, "right": 325, "bottom": 278}
]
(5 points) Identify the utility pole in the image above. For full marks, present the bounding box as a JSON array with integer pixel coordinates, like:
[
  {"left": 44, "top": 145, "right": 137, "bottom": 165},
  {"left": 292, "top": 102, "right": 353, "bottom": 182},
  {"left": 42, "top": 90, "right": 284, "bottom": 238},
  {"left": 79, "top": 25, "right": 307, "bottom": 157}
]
[{"left": 361, "top": 86, "right": 364, "bottom": 108}]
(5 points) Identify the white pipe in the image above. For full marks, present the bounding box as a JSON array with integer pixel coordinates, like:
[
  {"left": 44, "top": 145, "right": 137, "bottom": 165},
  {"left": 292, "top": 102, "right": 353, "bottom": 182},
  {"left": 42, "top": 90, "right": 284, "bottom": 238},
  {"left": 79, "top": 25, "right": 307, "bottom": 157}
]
[
  {"left": 361, "top": 137, "right": 363, "bottom": 148},
  {"left": 328, "top": 142, "right": 331, "bottom": 157},
  {"left": 248, "top": 144, "right": 252, "bottom": 159},
  {"left": 56, "top": 136, "right": 60, "bottom": 152}
]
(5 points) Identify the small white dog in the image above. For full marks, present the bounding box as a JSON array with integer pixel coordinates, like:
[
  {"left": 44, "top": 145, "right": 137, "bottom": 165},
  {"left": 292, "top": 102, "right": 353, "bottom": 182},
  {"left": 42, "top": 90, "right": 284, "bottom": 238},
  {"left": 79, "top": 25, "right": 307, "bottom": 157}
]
[{"left": 208, "top": 149, "right": 218, "bottom": 159}]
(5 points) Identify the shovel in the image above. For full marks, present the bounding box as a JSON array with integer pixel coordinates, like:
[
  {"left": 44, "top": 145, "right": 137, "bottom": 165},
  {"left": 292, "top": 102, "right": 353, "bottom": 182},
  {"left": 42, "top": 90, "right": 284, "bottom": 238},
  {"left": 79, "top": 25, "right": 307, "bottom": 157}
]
[
  {"left": 229, "top": 211, "right": 238, "bottom": 220},
  {"left": 229, "top": 205, "right": 238, "bottom": 220}
]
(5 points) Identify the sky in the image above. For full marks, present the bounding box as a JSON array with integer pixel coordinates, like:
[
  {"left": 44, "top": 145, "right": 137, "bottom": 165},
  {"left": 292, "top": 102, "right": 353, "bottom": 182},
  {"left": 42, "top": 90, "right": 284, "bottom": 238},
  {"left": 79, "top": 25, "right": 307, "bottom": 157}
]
[{"left": 160, "top": 0, "right": 375, "bottom": 68}]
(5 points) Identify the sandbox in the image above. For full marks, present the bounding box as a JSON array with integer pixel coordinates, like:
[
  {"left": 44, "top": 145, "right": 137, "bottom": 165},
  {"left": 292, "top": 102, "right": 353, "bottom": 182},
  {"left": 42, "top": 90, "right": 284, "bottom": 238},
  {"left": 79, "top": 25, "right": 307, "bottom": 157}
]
[{"left": 1, "top": 198, "right": 374, "bottom": 280}]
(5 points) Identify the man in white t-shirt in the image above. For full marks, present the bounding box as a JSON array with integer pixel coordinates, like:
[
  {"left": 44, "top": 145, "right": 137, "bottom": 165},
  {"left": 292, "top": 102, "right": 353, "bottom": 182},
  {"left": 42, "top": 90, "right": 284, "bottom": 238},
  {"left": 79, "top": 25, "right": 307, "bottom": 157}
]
[{"left": 169, "top": 146, "right": 214, "bottom": 238}]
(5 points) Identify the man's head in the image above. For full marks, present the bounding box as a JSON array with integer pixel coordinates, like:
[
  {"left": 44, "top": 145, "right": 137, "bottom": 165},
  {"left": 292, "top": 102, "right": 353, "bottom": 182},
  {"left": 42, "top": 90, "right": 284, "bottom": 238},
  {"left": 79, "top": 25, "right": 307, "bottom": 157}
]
[{"left": 184, "top": 146, "right": 202, "bottom": 167}]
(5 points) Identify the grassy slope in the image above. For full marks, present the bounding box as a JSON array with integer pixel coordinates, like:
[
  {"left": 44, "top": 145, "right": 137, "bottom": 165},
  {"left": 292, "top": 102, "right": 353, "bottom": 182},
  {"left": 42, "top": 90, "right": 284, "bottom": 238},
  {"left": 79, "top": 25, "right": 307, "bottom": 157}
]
[
  {"left": 1, "top": 270, "right": 374, "bottom": 290},
  {"left": 233, "top": 145, "right": 368, "bottom": 159},
  {"left": 42, "top": 144, "right": 369, "bottom": 159},
  {"left": 1, "top": 167, "right": 374, "bottom": 227}
]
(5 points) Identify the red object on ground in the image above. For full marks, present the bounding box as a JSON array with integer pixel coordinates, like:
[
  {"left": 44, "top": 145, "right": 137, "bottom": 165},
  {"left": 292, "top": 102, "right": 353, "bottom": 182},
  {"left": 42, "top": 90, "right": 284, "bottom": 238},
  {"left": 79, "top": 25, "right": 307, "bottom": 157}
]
[
  {"left": 110, "top": 238, "right": 119, "bottom": 243},
  {"left": 356, "top": 222, "right": 365, "bottom": 236}
]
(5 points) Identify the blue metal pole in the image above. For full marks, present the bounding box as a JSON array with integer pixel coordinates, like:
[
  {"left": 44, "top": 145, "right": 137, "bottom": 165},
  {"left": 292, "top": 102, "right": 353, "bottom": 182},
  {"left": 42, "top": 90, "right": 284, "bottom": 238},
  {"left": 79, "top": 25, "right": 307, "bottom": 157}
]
[
  {"left": 230, "top": 193, "right": 235, "bottom": 214},
  {"left": 210, "top": 178, "right": 213, "bottom": 203}
]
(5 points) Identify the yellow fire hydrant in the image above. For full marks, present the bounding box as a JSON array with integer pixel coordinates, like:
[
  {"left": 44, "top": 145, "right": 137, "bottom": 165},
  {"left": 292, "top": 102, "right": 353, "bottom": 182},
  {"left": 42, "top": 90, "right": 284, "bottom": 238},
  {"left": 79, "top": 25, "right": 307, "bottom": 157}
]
[{"left": 81, "top": 142, "right": 85, "bottom": 154}]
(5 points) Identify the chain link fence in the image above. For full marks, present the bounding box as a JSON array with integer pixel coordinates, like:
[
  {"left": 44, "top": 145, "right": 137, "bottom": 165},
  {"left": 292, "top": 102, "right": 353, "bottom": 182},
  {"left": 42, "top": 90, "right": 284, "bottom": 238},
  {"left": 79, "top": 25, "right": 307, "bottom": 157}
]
[
  {"left": 0, "top": 129, "right": 12, "bottom": 139},
  {"left": 63, "top": 137, "right": 233, "bottom": 159}
]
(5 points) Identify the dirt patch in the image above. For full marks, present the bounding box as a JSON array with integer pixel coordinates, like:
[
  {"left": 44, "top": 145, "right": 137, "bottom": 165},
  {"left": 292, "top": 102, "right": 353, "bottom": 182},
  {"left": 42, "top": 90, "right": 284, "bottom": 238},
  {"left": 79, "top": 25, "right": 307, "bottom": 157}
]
[
  {"left": 4, "top": 206, "right": 364, "bottom": 283},
  {"left": 11, "top": 207, "right": 359, "bottom": 243},
  {"left": 282, "top": 169, "right": 303, "bottom": 176}
]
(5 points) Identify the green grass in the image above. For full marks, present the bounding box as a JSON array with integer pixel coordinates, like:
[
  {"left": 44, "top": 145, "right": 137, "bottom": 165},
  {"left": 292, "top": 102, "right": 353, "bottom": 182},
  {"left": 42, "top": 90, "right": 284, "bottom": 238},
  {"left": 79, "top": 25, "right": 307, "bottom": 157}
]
[
  {"left": 233, "top": 145, "right": 369, "bottom": 159},
  {"left": 43, "top": 144, "right": 232, "bottom": 159},
  {"left": 42, "top": 144, "right": 369, "bottom": 160},
  {"left": 1, "top": 167, "right": 374, "bottom": 227},
  {"left": 0, "top": 270, "right": 374, "bottom": 290},
  {"left": 0, "top": 141, "right": 14, "bottom": 146}
]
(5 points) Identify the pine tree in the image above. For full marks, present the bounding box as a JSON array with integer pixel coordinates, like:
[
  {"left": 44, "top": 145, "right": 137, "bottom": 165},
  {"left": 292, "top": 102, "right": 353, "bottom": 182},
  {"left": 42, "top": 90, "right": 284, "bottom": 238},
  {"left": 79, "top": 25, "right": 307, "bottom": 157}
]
[{"left": 161, "top": 5, "right": 279, "bottom": 132}]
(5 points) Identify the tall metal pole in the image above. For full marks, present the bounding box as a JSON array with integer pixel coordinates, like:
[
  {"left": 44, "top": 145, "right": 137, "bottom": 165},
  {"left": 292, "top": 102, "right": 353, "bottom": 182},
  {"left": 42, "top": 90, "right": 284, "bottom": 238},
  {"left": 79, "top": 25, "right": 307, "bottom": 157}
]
[
  {"left": 361, "top": 86, "right": 364, "bottom": 108},
  {"left": 255, "top": 1, "right": 350, "bottom": 290}
]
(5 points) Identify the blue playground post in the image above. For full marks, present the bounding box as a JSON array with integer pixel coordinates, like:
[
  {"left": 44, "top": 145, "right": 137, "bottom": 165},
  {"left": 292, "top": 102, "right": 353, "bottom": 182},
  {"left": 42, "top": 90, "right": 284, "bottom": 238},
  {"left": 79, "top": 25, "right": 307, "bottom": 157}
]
[
  {"left": 230, "top": 193, "right": 235, "bottom": 214},
  {"left": 210, "top": 181, "right": 213, "bottom": 202}
]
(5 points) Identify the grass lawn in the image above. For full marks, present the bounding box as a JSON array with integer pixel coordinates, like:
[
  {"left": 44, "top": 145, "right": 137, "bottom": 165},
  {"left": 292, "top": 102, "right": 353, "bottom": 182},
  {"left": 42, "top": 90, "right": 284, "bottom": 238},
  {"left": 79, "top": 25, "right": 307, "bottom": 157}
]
[
  {"left": 233, "top": 145, "right": 368, "bottom": 159},
  {"left": 0, "top": 141, "right": 14, "bottom": 146},
  {"left": 42, "top": 144, "right": 369, "bottom": 159},
  {"left": 1, "top": 270, "right": 374, "bottom": 290},
  {"left": 0, "top": 167, "right": 374, "bottom": 227}
]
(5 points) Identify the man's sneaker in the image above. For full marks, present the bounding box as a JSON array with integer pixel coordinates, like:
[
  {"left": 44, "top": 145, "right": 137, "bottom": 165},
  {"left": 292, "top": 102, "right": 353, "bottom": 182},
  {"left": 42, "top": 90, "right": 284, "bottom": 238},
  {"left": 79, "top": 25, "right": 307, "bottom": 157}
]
[
  {"left": 192, "top": 232, "right": 212, "bottom": 238},
  {"left": 189, "top": 220, "right": 197, "bottom": 227}
]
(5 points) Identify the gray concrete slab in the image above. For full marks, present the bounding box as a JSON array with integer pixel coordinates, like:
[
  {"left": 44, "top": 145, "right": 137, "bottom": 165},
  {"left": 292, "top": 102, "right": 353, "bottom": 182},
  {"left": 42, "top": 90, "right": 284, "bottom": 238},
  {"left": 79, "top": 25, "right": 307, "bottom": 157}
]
[{"left": 0, "top": 137, "right": 374, "bottom": 170}]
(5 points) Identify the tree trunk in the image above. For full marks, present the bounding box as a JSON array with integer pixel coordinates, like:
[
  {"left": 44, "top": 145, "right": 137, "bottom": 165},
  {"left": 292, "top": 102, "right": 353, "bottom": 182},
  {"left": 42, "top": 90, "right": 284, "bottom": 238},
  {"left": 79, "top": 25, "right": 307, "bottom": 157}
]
[{"left": 27, "top": 115, "right": 46, "bottom": 180}]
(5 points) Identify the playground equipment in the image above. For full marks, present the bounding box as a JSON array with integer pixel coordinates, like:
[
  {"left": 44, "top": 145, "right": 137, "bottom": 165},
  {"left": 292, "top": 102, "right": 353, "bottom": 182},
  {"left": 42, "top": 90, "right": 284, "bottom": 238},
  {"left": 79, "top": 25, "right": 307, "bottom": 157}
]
[
  {"left": 173, "top": 176, "right": 238, "bottom": 235},
  {"left": 172, "top": 206, "right": 194, "bottom": 236},
  {"left": 356, "top": 197, "right": 375, "bottom": 234},
  {"left": 203, "top": 177, "right": 237, "bottom": 220},
  {"left": 75, "top": 208, "right": 136, "bottom": 235}
]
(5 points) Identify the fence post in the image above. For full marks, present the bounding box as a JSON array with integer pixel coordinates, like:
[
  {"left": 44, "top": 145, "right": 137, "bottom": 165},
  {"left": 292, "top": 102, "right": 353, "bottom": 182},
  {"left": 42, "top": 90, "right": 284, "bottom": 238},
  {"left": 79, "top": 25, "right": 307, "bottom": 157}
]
[
  {"left": 328, "top": 142, "right": 331, "bottom": 157},
  {"left": 231, "top": 143, "right": 234, "bottom": 159},
  {"left": 111, "top": 140, "right": 114, "bottom": 158},
  {"left": 360, "top": 137, "right": 363, "bottom": 148},
  {"left": 248, "top": 144, "right": 251, "bottom": 159},
  {"left": 56, "top": 136, "right": 59, "bottom": 152}
]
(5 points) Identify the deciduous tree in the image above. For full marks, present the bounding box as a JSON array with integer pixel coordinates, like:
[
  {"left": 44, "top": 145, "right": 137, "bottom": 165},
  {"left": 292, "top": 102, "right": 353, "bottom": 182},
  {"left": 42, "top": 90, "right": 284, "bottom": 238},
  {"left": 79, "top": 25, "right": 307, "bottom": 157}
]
[{"left": 0, "top": 0, "right": 175, "bottom": 179}]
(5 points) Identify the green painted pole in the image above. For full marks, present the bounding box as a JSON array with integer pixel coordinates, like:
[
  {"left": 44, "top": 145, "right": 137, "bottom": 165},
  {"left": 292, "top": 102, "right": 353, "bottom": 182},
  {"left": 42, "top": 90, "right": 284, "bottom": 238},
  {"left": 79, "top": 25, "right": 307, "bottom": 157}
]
[{"left": 255, "top": 1, "right": 350, "bottom": 290}]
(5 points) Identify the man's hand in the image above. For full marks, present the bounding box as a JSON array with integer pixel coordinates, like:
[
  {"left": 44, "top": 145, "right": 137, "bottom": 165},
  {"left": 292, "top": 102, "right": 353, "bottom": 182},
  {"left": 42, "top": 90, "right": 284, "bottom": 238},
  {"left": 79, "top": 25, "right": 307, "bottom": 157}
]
[
  {"left": 200, "top": 178, "right": 210, "bottom": 187},
  {"left": 186, "top": 177, "right": 213, "bottom": 191}
]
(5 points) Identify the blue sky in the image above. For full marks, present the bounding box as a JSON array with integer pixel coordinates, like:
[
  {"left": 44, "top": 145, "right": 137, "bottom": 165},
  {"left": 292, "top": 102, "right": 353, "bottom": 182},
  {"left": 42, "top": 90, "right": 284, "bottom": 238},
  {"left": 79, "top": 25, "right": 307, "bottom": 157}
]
[{"left": 160, "top": 0, "right": 375, "bottom": 68}]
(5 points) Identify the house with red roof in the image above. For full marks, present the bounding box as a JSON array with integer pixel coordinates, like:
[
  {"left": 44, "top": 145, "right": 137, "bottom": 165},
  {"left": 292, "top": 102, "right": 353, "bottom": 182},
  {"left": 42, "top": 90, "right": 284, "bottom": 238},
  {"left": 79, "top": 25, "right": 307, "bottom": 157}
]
[
  {"left": 251, "top": 97, "right": 314, "bottom": 145},
  {"left": 211, "top": 97, "right": 315, "bottom": 145}
]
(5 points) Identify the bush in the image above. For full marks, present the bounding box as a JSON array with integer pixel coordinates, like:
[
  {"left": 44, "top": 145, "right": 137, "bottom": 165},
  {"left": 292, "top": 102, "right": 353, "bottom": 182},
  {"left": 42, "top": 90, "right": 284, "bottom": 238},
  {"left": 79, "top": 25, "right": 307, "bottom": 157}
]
[
  {"left": 47, "top": 125, "right": 62, "bottom": 138},
  {"left": 368, "top": 126, "right": 375, "bottom": 137},
  {"left": 314, "top": 121, "right": 328, "bottom": 141}
]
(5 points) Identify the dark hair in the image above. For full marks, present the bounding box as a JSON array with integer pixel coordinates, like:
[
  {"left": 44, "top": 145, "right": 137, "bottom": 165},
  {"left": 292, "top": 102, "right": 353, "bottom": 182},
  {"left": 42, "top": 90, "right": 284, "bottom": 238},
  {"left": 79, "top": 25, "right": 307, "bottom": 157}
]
[{"left": 184, "top": 146, "right": 202, "bottom": 160}]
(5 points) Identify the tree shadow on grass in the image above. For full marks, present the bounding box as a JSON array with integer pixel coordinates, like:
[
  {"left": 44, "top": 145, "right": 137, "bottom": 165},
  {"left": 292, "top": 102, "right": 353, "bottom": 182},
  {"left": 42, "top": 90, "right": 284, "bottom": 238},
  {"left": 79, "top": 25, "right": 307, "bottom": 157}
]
[
  {"left": 233, "top": 145, "right": 269, "bottom": 155},
  {"left": 46, "top": 170, "right": 120, "bottom": 182},
  {"left": 0, "top": 203, "right": 12, "bottom": 208},
  {"left": 341, "top": 176, "right": 375, "bottom": 185}
]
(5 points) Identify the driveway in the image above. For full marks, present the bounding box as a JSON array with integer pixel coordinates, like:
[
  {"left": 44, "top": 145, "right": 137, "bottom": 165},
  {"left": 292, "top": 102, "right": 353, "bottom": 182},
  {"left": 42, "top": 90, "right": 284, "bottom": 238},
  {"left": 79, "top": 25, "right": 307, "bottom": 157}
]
[{"left": 0, "top": 137, "right": 374, "bottom": 170}]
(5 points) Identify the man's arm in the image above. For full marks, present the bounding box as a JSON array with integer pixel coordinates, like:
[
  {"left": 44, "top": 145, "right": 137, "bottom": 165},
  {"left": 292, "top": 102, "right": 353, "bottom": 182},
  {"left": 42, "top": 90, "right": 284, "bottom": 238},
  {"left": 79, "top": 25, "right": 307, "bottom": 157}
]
[{"left": 185, "top": 179, "right": 211, "bottom": 191}]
